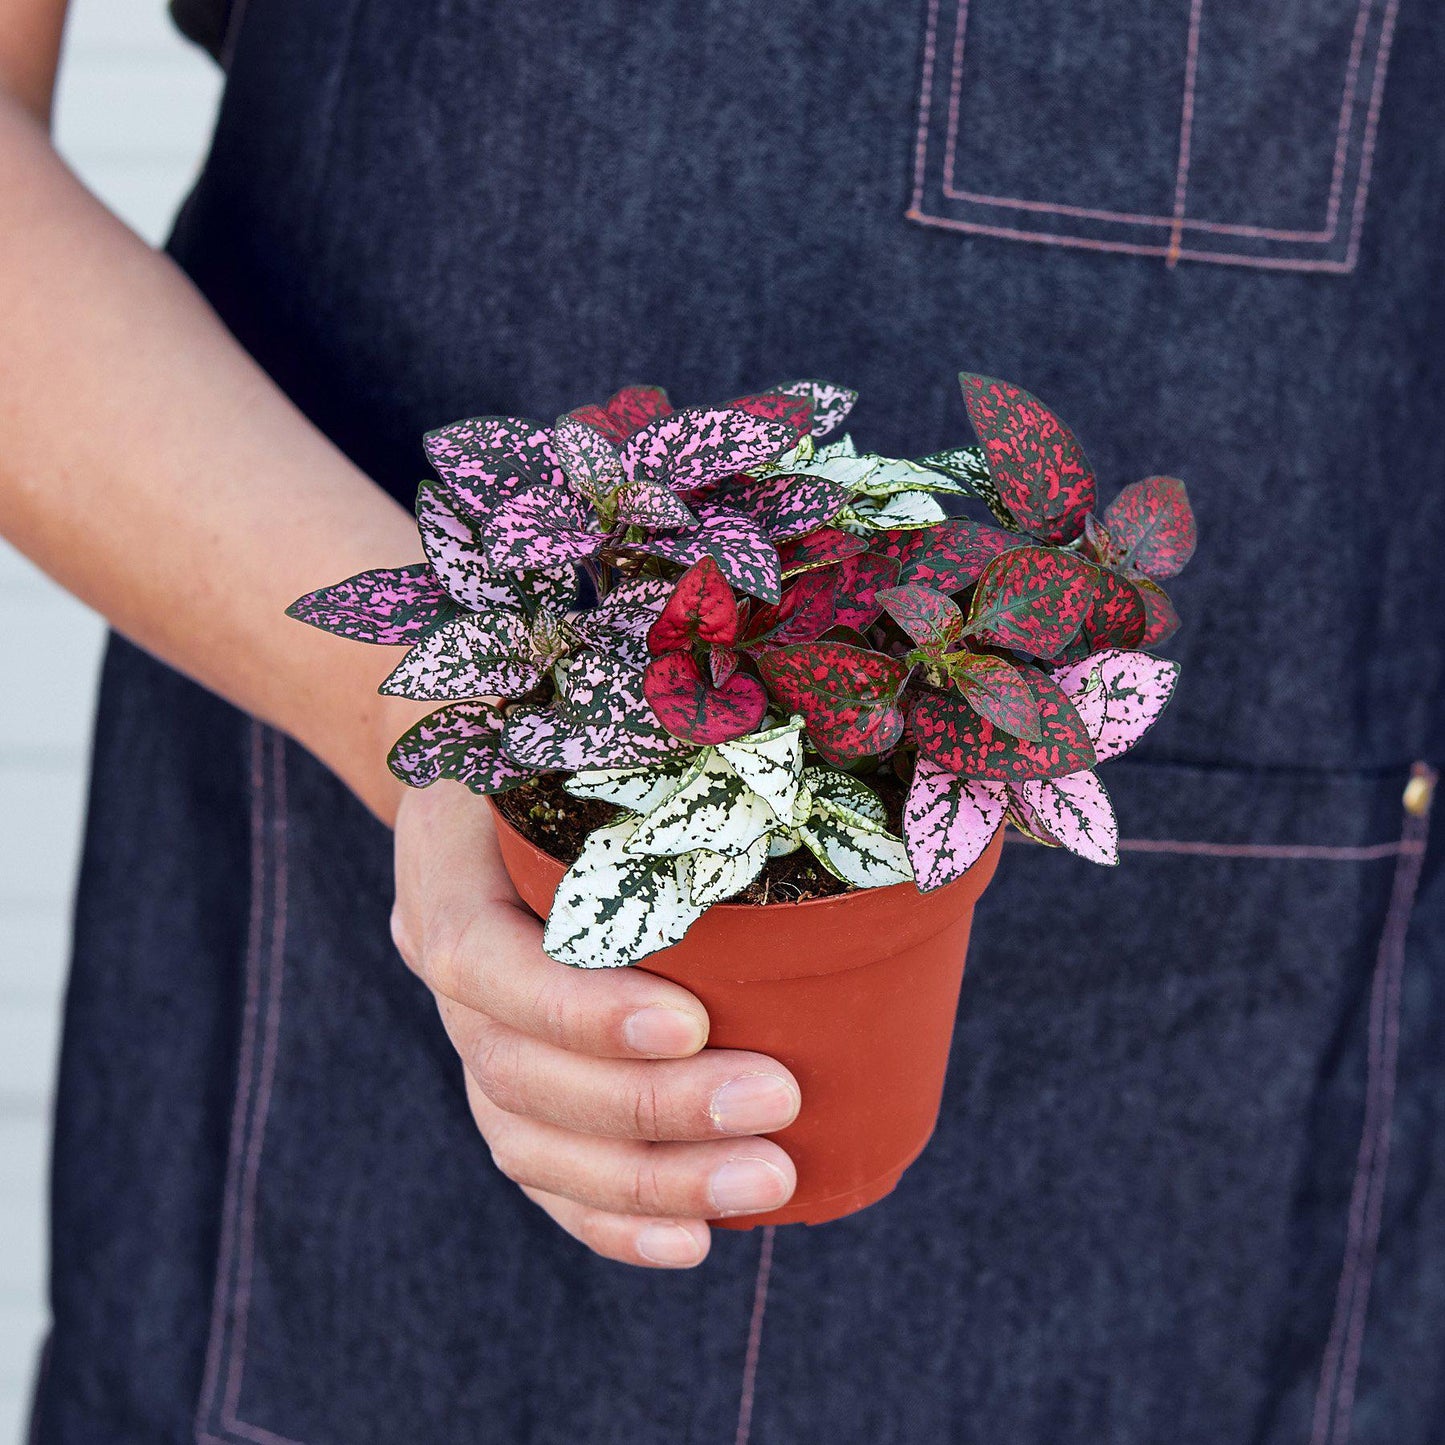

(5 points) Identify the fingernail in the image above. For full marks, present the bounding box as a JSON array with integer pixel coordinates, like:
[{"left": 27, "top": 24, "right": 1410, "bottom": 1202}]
[
  {"left": 710, "top": 1157, "right": 791, "bottom": 1215},
  {"left": 709, "top": 1073, "right": 800, "bottom": 1134},
  {"left": 624, "top": 1006, "right": 706, "bottom": 1057},
  {"left": 637, "top": 1222, "right": 705, "bottom": 1266}
]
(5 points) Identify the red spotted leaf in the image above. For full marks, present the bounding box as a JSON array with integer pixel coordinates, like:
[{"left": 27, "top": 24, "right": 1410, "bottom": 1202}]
[
  {"left": 877, "top": 518, "right": 1025, "bottom": 593},
  {"left": 831, "top": 552, "right": 901, "bottom": 631},
  {"left": 779, "top": 526, "right": 867, "bottom": 576},
  {"left": 643, "top": 651, "right": 767, "bottom": 744},
  {"left": 1103, "top": 477, "right": 1196, "bottom": 579},
  {"left": 964, "top": 546, "right": 1097, "bottom": 658},
  {"left": 287, "top": 564, "right": 456, "bottom": 645},
  {"left": 640, "top": 502, "right": 782, "bottom": 603},
  {"left": 1083, "top": 513, "right": 1116, "bottom": 565},
  {"left": 877, "top": 584, "right": 964, "bottom": 651},
  {"left": 422, "top": 418, "right": 564, "bottom": 517},
  {"left": 742, "top": 568, "right": 837, "bottom": 650},
  {"left": 768, "top": 379, "right": 859, "bottom": 437},
  {"left": 387, "top": 701, "right": 534, "bottom": 794},
  {"left": 620, "top": 407, "right": 794, "bottom": 493},
  {"left": 726, "top": 390, "right": 813, "bottom": 440},
  {"left": 960, "top": 375, "right": 1096, "bottom": 543},
  {"left": 911, "top": 673, "right": 1095, "bottom": 780},
  {"left": 569, "top": 385, "right": 674, "bottom": 444},
  {"left": 755, "top": 643, "right": 910, "bottom": 762},
  {"left": 1081, "top": 563, "right": 1148, "bottom": 651},
  {"left": 1134, "top": 576, "right": 1181, "bottom": 645},
  {"left": 947, "top": 652, "right": 1042, "bottom": 741},
  {"left": 712, "top": 469, "right": 845, "bottom": 540},
  {"left": 647, "top": 557, "right": 742, "bottom": 655},
  {"left": 710, "top": 644, "right": 740, "bottom": 686}
]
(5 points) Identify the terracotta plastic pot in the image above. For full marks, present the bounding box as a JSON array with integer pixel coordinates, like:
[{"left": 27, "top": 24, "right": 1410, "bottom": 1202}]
[{"left": 490, "top": 803, "right": 1004, "bottom": 1228}]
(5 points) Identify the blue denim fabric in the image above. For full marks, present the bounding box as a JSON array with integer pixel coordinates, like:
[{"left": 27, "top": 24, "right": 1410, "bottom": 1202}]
[{"left": 31, "top": 2, "right": 1445, "bottom": 1441}]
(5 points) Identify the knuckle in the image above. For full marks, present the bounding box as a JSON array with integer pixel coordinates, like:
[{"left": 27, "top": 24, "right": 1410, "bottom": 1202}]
[
  {"left": 483, "top": 1129, "right": 529, "bottom": 1187},
  {"left": 624, "top": 1154, "right": 670, "bottom": 1216},
  {"left": 629, "top": 1074, "right": 666, "bottom": 1140},
  {"left": 469, "top": 1025, "right": 524, "bottom": 1109},
  {"left": 531, "top": 976, "right": 582, "bottom": 1050},
  {"left": 422, "top": 912, "right": 478, "bottom": 1003}
]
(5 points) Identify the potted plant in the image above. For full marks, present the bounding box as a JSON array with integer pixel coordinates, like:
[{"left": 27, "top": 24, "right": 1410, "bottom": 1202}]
[{"left": 289, "top": 374, "right": 1196, "bottom": 1226}]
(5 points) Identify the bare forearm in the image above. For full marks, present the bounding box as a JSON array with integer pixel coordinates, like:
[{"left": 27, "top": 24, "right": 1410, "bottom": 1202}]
[{"left": 0, "top": 92, "right": 427, "bottom": 823}]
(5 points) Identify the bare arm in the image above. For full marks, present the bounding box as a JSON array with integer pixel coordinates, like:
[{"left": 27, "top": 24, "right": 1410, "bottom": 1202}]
[
  {"left": 1, "top": 0, "right": 799, "bottom": 1267},
  {"left": 0, "top": 3, "right": 426, "bottom": 821}
]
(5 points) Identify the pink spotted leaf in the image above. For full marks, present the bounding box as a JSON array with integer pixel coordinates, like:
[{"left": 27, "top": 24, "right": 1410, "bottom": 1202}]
[
  {"left": 1013, "top": 771, "right": 1119, "bottom": 865},
  {"left": 639, "top": 502, "right": 782, "bottom": 603},
  {"left": 503, "top": 654, "right": 688, "bottom": 770},
  {"left": 482, "top": 482, "right": 604, "bottom": 572},
  {"left": 902, "top": 759, "right": 1008, "bottom": 891},
  {"left": 422, "top": 417, "right": 564, "bottom": 518},
  {"left": 620, "top": 407, "right": 794, "bottom": 493},
  {"left": 710, "top": 469, "right": 845, "bottom": 541},
  {"left": 378, "top": 610, "right": 540, "bottom": 701},
  {"left": 287, "top": 563, "right": 456, "bottom": 645},
  {"left": 388, "top": 701, "right": 535, "bottom": 794},
  {"left": 551, "top": 415, "right": 624, "bottom": 506},
  {"left": 1052, "top": 648, "right": 1180, "bottom": 762}
]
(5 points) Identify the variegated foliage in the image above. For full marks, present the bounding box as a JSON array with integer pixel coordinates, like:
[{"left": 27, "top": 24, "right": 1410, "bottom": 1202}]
[
  {"left": 289, "top": 373, "right": 1194, "bottom": 961},
  {"left": 553, "top": 718, "right": 911, "bottom": 964}
]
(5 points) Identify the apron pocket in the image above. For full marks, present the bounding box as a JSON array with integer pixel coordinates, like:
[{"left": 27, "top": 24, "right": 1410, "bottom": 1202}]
[{"left": 908, "top": 0, "right": 1401, "bottom": 273}]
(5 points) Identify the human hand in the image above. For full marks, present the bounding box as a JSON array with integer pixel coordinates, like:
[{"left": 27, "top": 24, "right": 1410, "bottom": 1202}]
[{"left": 390, "top": 782, "right": 800, "bottom": 1267}]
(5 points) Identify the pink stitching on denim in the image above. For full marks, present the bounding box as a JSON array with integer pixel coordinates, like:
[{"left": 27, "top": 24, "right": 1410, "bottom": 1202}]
[
  {"left": 909, "top": 0, "right": 945, "bottom": 215},
  {"left": 1120, "top": 838, "right": 1422, "bottom": 861},
  {"left": 195, "top": 729, "right": 304, "bottom": 1445},
  {"left": 733, "top": 1225, "right": 777, "bottom": 1445},
  {"left": 936, "top": 0, "right": 1367, "bottom": 243},
  {"left": 219, "top": 735, "right": 299, "bottom": 1445},
  {"left": 1166, "top": 0, "right": 1206, "bottom": 266},
  {"left": 1309, "top": 761, "right": 1433, "bottom": 1445},
  {"left": 196, "top": 724, "right": 270, "bottom": 1444},
  {"left": 912, "top": 0, "right": 1396, "bottom": 269},
  {"left": 1340, "top": 0, "right": 1400, "bottom": 272},
  {"left": 904, "top": 208, "right": 1362, "bottom": 272}
]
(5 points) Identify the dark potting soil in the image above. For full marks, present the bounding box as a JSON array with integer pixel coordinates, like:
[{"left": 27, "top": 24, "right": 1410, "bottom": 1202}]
[{"left": 492, "top": 770, "right": 909, "bottom": 905}]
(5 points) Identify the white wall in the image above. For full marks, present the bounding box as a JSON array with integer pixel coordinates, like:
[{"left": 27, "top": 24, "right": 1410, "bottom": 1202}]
[{"left": 0, "top": 4, "right": 222, "bottom": 1436}]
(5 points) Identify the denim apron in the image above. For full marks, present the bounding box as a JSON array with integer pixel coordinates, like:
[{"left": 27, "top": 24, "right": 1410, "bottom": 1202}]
[{"left": 32, "top": 3, "right": 1445, "bottom": 1442}]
